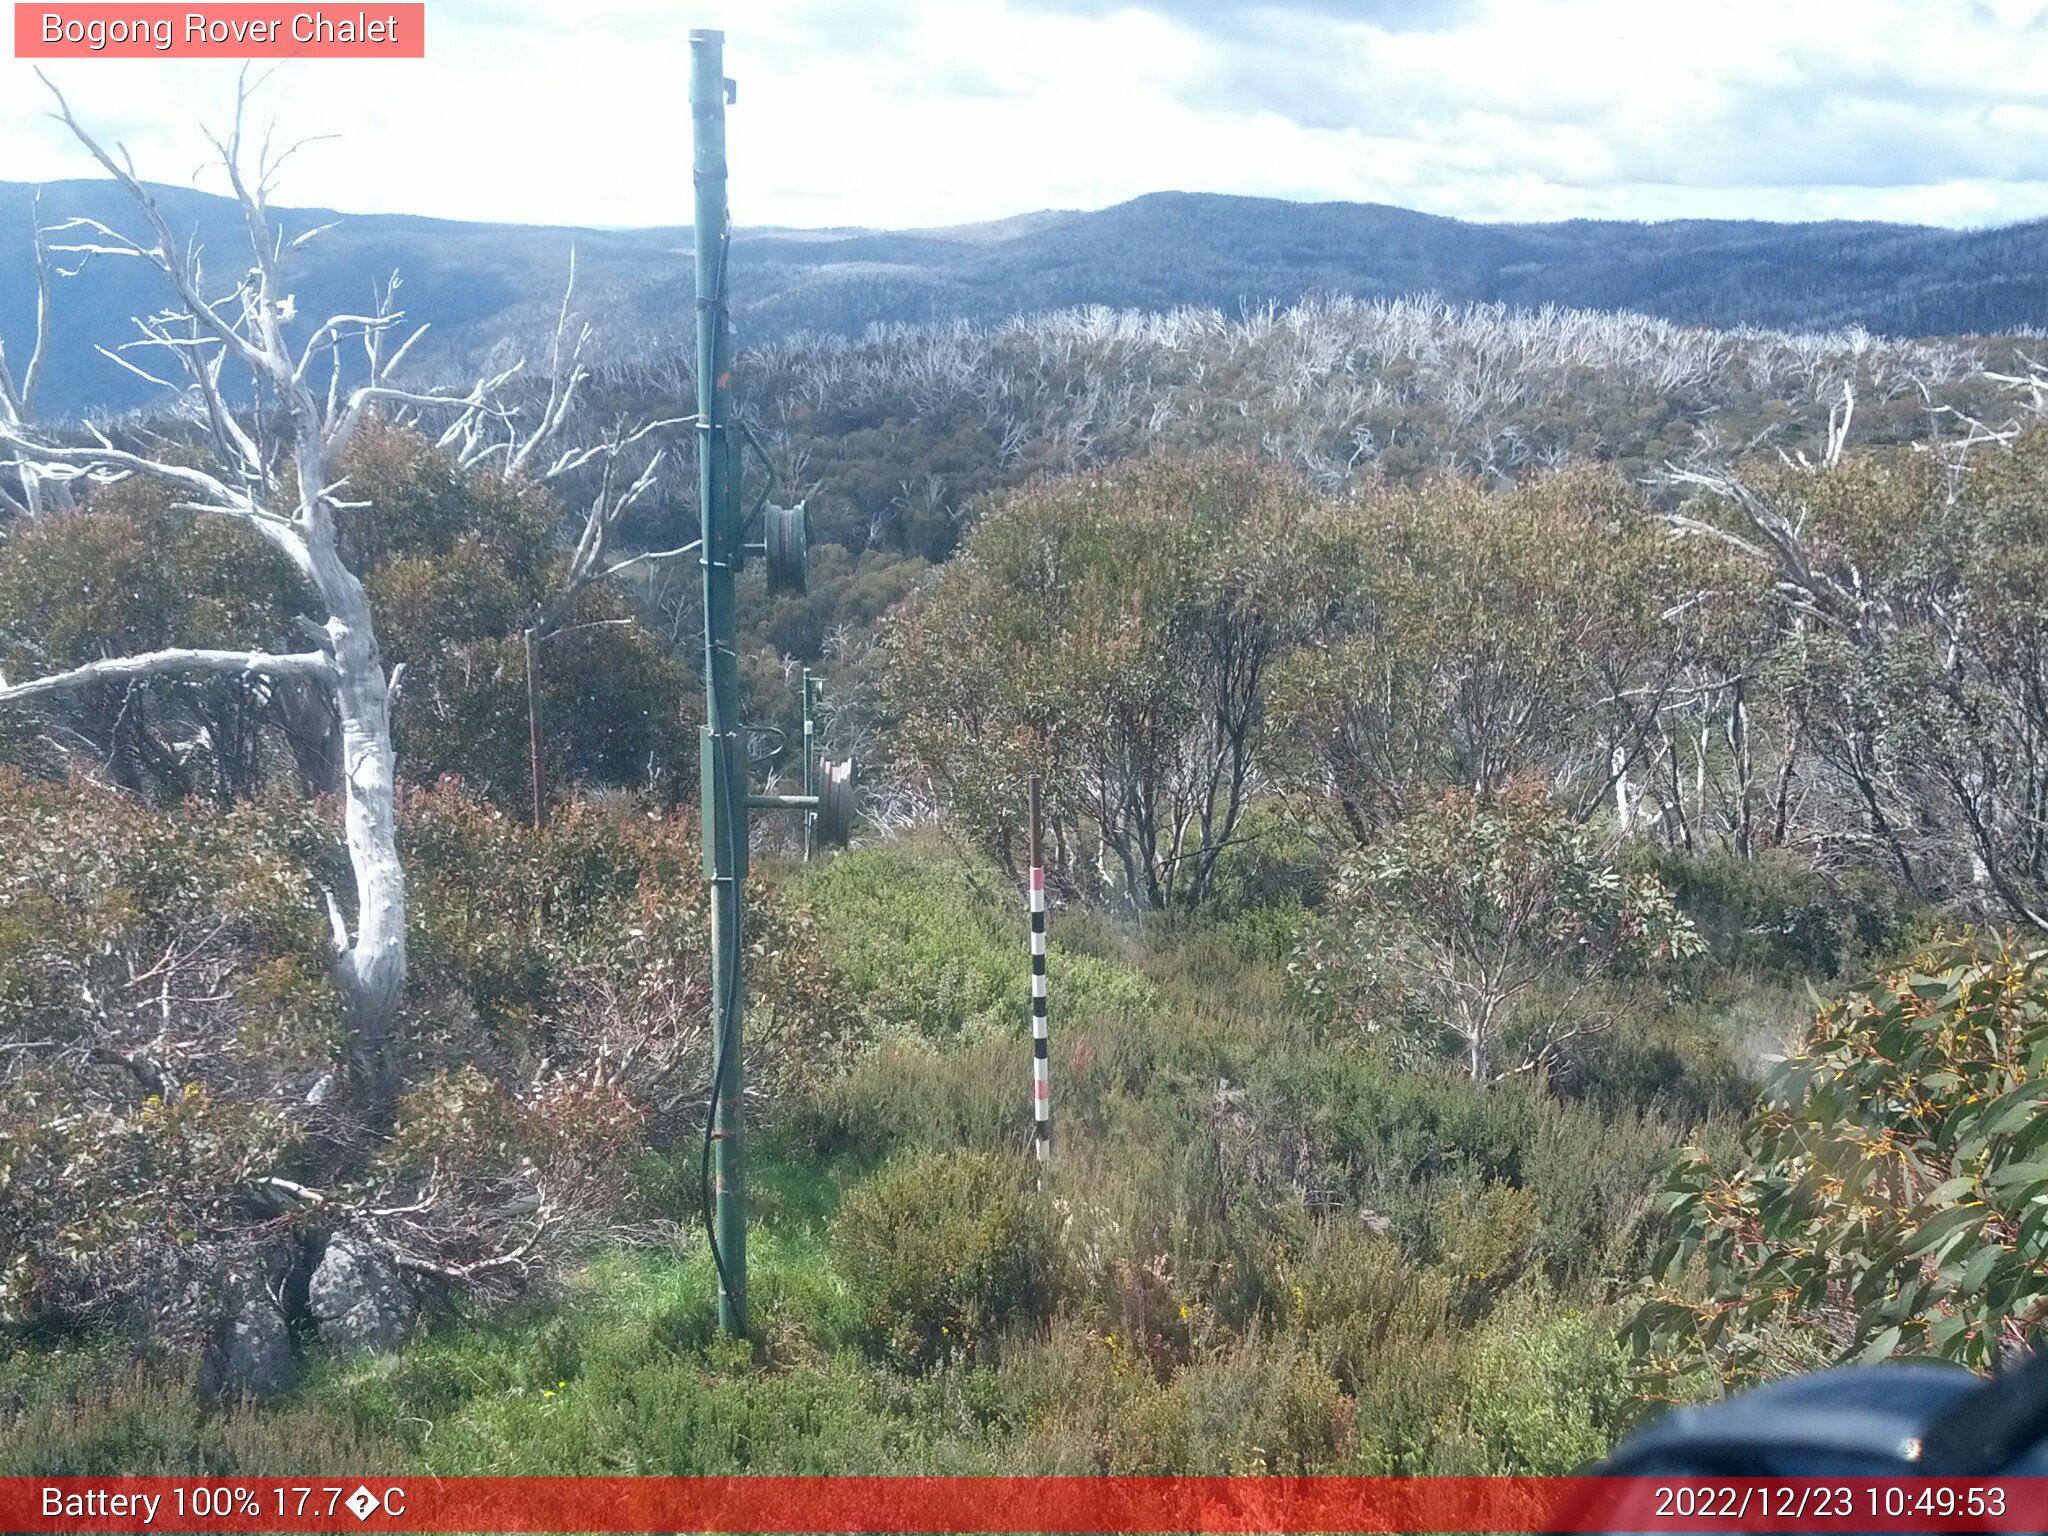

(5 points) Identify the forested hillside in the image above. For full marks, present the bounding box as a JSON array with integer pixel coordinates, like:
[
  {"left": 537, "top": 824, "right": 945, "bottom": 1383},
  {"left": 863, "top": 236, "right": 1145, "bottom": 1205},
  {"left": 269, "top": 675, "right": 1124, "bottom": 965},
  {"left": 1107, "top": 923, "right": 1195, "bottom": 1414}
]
[
  {"left": 8, "top": 177, "right": 2048, "bottom": 417},
  {"left": 11, "top": 149, "right": 2048, "bottom": 1475}
]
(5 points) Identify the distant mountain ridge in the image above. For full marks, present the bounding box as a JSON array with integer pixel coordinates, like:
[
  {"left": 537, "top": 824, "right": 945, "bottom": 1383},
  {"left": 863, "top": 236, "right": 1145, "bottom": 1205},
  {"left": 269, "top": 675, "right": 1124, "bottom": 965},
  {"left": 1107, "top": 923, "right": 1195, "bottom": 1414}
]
[{"left": 4, "top": 180, "right": 2047, "bottom": 418}]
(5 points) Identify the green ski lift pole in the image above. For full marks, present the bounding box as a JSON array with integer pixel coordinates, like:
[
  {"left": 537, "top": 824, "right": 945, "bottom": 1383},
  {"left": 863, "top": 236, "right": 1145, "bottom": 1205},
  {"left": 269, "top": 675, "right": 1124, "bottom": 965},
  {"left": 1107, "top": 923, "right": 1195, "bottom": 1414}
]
[
  {"left": 692, "top": 27, "right": 748, "bottom": 1338},
  {"left": 692, "top": 29, "right": 853, "bottom": 1339}
]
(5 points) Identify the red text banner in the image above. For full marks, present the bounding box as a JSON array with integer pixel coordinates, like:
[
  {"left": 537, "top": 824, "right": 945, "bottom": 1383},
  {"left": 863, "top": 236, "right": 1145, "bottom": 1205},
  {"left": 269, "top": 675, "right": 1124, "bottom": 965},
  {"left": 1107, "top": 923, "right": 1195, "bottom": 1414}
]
[
  {"left": 5, "top": 1476, "right": 2048, "bottom": 1533},
  {"left": 14, "top": 5, "right": 425, "bottom": 58}
]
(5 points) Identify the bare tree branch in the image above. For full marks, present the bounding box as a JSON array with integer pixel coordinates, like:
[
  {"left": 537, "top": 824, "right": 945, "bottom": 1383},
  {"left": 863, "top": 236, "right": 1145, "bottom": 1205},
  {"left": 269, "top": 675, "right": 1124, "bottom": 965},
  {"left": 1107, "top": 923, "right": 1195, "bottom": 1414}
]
[
  {"left": 0, "top": 189, "right": 63, "bottom": 515},
  {"left": 0, "top": 424, "right": 294, "bottom": 530},
  {"left": 0, "top": 647, "right": 335, "bottom": 703},
  {"left": 36, "top": 72, "right": 274, "bottom": 381},
  {"left": 0, "top": 189, "right": 54, "bottom": 423}
]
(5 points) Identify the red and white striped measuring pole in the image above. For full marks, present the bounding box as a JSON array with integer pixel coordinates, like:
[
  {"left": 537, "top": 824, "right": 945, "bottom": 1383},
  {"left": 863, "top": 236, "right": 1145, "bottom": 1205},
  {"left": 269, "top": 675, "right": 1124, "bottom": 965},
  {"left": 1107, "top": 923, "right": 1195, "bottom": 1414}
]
[{"left": 1028, "top": 775, "right": 1051, "bottom": 1164}]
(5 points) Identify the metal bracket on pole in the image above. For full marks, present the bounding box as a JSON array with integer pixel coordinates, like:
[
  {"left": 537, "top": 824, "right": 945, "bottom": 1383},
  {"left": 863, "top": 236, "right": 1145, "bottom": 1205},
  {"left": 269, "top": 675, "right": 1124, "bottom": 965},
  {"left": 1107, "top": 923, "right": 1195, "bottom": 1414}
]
[{"left": 801, "top": 670, "right": 816, "bottom": 861}]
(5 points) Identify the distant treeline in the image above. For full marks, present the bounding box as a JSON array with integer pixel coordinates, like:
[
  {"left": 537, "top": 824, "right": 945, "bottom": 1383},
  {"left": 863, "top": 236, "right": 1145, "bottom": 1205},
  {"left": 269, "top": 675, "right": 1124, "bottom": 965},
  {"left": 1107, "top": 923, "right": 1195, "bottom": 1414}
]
[{"left": 7, "top": 177, "right": 2048, "bottom": 417}]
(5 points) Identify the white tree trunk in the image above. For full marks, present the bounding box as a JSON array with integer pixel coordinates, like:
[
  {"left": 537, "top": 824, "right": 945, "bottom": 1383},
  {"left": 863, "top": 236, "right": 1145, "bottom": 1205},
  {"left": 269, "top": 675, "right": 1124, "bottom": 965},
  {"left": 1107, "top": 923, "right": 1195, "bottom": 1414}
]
[{"left": 326, "top": 571, "right": 406, "bottom": 1098}]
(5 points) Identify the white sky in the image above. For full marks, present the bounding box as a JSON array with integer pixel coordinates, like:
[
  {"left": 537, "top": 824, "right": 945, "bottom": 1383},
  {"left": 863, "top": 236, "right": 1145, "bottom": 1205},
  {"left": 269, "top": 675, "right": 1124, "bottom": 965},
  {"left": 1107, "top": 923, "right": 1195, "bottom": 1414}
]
[{"left": 4, "top": 0, "right": 2048, "bottom": 230}]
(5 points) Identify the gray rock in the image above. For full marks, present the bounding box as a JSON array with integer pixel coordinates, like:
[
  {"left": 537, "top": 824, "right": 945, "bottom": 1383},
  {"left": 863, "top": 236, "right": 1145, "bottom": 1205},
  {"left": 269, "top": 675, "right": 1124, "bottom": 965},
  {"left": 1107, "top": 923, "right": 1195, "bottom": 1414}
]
[
  {"left": 198, "top": 1290, "right": 297, "bottom": 1403},
  {"left": 309, "top": 1235, "right": 414, "bottom": 1355}
]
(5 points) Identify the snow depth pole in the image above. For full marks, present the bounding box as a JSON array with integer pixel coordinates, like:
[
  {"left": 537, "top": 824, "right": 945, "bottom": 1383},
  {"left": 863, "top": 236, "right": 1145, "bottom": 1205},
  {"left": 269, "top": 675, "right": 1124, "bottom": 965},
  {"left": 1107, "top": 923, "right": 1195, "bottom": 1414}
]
[
  {"left": 692, "top": 26, "right": 748, "bottom": 1339},
  {"left": 1029, "top": 776, "right": 1051, "bottom": 1165}
]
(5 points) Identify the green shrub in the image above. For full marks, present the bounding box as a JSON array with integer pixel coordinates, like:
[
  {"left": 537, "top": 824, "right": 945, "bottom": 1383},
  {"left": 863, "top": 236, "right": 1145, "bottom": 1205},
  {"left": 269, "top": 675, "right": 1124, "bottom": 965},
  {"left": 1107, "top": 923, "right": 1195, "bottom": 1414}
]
[
  {"left": 797, "top": 1034, "right": 1024, "bottom": 1163},
  {"left": 0, "top": 482, "right": 312, "bottom": 803},
  {"left": 1291, "top": 1225, "right": 1456, "bottom": 1404},
  {"left": 994, "top": 1319, "right": 1347, "bottom": 1475},
  {"left": 1263, "top": 1042, "right": 1694, "bottom": 1301},
  {"left": 1566, "top": 996, "right": 1757, "bottom": 1123},
  {"left": 1634, "top": 937, "right": 2048, "bottom": 1386},
  {"left": 794, "top": 838, "right": 1156, "bottom": 1044},
  {"left": 1635, "top": 845, "right": 1930, "bottom": 981},
  {"left": 832, "top": 1148, "right": 1063, "bottom": 1367},
  {"left": 0, "top": 776, "right": 336, "bottom": 1337},
  {"left": 1517, "top": 1104, "right": 1690, "bottom": 1284},
  {"left": 1294, "top": 785, "right": 1703, "bottom": 1082},
  {"left": 0, "top": 1356, "right": 409, "bottom": 1475},
  {"left": 1422, "top": 1179, "right": 1542, "bottom": 1312},
  {"left": 884, "top": 454, "right": 1338, "bottom": 911},
  {"left": 794, "top": 840, "right": 1017, "bottom": 1039},
  {"left": 1281, "top": 1047, "right": 1542, "bottom": 1197},
  {"left": 1451, "top": 1286, "right": 1636, "bottom": 1473},
  {"left": 1201, "top": 808, "right": 1332, "bottom": 919},
  {"left": 1157, "top": 1332, "right": 1349, "bottom": 1474}
]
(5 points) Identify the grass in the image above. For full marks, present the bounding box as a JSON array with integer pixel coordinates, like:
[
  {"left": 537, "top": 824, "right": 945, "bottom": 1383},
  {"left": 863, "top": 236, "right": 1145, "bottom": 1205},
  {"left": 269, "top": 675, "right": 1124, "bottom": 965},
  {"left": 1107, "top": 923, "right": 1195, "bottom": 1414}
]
[{"left": 1, "top": 830, "right": 1782, "bottom": 1476}]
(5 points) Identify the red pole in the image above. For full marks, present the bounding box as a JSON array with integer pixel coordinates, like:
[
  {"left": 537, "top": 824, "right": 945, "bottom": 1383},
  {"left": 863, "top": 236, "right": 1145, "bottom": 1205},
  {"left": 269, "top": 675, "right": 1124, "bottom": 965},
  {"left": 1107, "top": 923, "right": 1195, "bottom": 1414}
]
[{"left": 525, "top": 627, "right": 546, "bottom": 830}]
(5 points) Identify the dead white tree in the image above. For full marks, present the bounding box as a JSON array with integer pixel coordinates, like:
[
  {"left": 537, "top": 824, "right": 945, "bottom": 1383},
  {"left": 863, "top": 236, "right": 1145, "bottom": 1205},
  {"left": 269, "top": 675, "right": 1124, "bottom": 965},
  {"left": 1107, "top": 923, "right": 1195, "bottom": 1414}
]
[
  {"left": 0, "top": 189, "right": 63, "bottom": 518},
  {"left": 0, "top": 76, "right": 537, "bottom": 1106}
]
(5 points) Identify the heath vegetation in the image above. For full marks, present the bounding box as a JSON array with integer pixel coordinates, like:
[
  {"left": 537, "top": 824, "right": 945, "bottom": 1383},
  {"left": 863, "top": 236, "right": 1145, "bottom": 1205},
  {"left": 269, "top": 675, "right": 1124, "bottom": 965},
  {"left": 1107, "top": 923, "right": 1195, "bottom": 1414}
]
[{"left": 4, "top": 119, "right": 2048, "bottom": 1468}]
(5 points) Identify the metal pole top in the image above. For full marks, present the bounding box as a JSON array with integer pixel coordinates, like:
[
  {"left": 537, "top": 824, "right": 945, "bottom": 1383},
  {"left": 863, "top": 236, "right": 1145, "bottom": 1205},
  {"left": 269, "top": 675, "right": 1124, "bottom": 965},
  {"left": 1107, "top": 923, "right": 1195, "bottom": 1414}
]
[{"left": 690, "top": 30, "right": 733, "bottom": 111}]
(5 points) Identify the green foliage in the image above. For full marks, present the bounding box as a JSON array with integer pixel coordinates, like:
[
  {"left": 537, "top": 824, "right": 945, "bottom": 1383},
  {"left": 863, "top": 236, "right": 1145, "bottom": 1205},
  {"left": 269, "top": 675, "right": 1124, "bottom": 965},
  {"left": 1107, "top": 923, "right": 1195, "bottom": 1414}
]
[
  {"left": 750, "top": 541, "right": 931, "bottom": 660},
  {"left": 0, "top": 1082, "right": 295, "bottom": 1334},
  {"left": 0, "top": 774, "right": 844, "bottom": 1349},
  {"left": 792, "top": 839, "right": 1018, "bottom": 1039},
  {"left": 1674, "top": 428, "right": 2048, "bottom": 930},
  {"left": 1634, "top": 939, "right": 2048, "bottom": 1387},
  {"left": 0, "top": 774, "right": 337, "bottom": 1334},
  {"left": 0, "top": 1242, "right": 973, "bottom": 1477},
  {"left": 1295, "top": 785, "right": 1704, "bottom": 1080},
  {"left": 1450, "top": 1285, "right": 1639, "bottom": 1473},
  {"left": 336, "top": 425, "right": 556, "bottom": 587},
  {"left": 0, "top": 480, "right": 313, "bottom": 800},
  {"left": 1272, "top": 1045, "right": 1684, "bottom": 1291},
  {"left": 0, "top": 1359, "right": 410, "bottom": 1476},
  {"left": 886, "top": 453, "right": 1339, "bottom": 908},
  {"left": 771, "top": 405, "right": 1009, "bottom": 566},
  {"left": 399, "top": 784, "right": 845, "bottom": 1135},
  {"left": 2, "top": 806, "right": 1754, "bottom": 1477},
  {"left": 341, "top": 425, "right": 693, "bottom": 809},
  {"left": 792, "top": 836, "right": 1155, "bottom": 1045},
  {"left": 1635, "top": 845, "right": 1928, "bottom": 982},
  {"left": 1200, "top": 806, "right": 1331, "bottom": 922},
  {"left": 1266, "top": 466, "right": 1737, "bottom": 838},
  {"left": 16, "top": 248, "right": 2048, "bottom": 1490},
  {"left": 0, "top": 424, "right": 691, "bottom": 814}
]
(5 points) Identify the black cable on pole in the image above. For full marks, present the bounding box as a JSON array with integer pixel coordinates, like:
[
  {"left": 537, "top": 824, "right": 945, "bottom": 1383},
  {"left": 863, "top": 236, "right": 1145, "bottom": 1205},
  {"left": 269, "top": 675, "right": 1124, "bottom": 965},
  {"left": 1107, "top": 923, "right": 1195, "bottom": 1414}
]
[
  {"left": 698, "top": 711, "right": 745, "bottom": 1328},
  {"left": 699, "top": 883, "right": 742, "bottom": 1327}
]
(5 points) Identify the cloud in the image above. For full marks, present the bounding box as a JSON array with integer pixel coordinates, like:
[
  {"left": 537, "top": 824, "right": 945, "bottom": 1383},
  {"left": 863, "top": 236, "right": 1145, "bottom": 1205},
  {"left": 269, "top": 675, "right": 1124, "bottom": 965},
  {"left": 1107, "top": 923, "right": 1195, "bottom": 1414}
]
[
  {"left": 1, "top": 0, "right": 2045, "bottom": 231},
  {"left": 1137, "top": 0, "right": 2048, "bottom": 217},
  {"left": 1007, "top": 0, "right": 1484, "bottom": 34}
]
